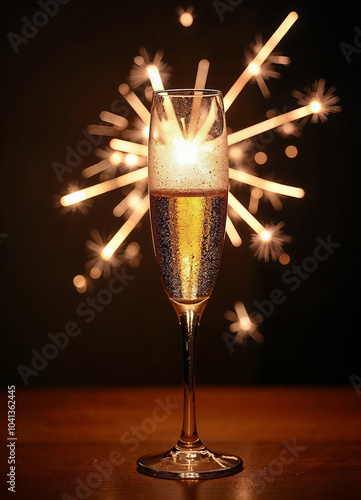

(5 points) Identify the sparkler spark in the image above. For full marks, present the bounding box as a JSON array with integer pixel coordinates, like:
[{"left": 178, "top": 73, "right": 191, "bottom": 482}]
[
  {"left": 128, "top": 48, "right": 171, "bottom": 89},
  {"left": 60, "top": 11, "right": 340, "bottom": 279},
  {"left": 85, "top": 229, "right": 123, "bottom": 279},
  {"left": 225, "top": 302, "right": 264, "bottom": 345},
  {"left": 250, "top": 222, "right": 292, "bottom": 261},
  {"left": 293, "top": 79, "right": 341, "bottom": 122}
]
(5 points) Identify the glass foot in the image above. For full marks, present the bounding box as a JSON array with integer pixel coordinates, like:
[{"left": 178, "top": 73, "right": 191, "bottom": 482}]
[{"left": 137, "top": 445, "right": 243, "bottom": 479}]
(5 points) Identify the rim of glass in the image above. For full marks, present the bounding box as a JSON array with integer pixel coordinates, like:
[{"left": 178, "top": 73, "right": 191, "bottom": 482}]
[{"left": 153, "top": 89, "right": 222, "bottom": 98}]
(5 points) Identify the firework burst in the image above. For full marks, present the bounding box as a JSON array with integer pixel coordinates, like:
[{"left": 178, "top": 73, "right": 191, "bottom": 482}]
[{"left": 58, "top": 11, "right": 340, "bottom": 289}]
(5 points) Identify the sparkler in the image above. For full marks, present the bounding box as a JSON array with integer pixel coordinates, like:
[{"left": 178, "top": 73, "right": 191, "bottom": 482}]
[{"left": 59, "top": 12, "right": 340, "bottom": 290}]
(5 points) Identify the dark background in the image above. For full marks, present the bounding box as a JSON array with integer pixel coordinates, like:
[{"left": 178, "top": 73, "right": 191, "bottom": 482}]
[{"left": 0, "top": 0, "right": 360, "bottom": 387}]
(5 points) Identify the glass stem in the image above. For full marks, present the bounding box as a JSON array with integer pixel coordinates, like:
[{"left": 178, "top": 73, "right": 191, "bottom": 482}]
[{"left": 177, "top": 309, "right": 202, "bottom": 449}]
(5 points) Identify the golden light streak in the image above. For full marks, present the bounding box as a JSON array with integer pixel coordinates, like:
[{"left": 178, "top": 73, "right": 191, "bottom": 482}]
[
  {"left": 223, "top": 70, "right": 251, "bottom": 113},
  {"left": 147, "top": 65, "right": 164, "bottom": 91},
  {"left": 113, "top": 187, "right": 144, "bottom": 217},
  {"left": 228, "top": 191, "right": 267, "bottom": 236},
  {"left": 99, "top": 111, "right": 129, "bottom": 129},
  {"left": 87, "top": 125, "right": 121, "bottom": 137},
  {"left": 94, "top": 148, "right": 111, "bottom": 159},
  {"left": 187, "top": 60, "right": 211, "bottom": 141},
  {"left": 193, "top": 98, "right": 217, "bottom": 144},
  {"left": 110, "top": 138, "right": 148, "bottom": 156},
  {"left": 272, "top": 55, "right": 291, "bottom": 65},
  {"left": 251, "top": 11, "right": 297, "bottom": 65},
  {"left": 60, "top": 167, "right": 148, "bottom": 206},
  {"left": 248, "top": 187, "right": 263, "bottom": 214},
  {"left": 118, "top": 83, "right": 150, "bottom": 125},
  {"left": 194, "top": 59, "right": 210, "bottom": 89},
  {"left": 147, "top": 66, "right": 183, "bottom": 140},
  {"left": 101, "top": 196, "right": 149, "bottom": 260},
  {"left": 82, "top": 159, "right": 111, "bottom": 178},
  {"left": 227, "top": 104, "right": 317, "bottom": 145},
  {"left": 226, "top": 216, "right": 242, "bottom": 247},
  {"left": 256, "top": 75, "right": 271, "bottom": 99},
  {"left": 266, "top": 192, "right": 283, "bottom": 210},
  {"left": 229, "top": 167, "right": 304, "bottom": 198},
  {"left": 224, "top": 11, "right": 298, "bottom": 111}
]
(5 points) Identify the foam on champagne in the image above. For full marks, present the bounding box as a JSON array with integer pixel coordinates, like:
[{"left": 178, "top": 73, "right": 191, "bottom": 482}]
[{"left": 148, "top": 91, "right": 229, "bottom": 192}]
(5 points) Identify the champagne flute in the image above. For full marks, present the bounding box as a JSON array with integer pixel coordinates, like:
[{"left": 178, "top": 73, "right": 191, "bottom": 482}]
[{"left": 137, "top": 89, "right": 242, "bottom": 478}]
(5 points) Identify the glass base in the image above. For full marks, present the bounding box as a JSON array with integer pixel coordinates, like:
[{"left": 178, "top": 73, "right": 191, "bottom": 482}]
[{"left": 137, "top": 444, "right": 243, "bottom": 479}]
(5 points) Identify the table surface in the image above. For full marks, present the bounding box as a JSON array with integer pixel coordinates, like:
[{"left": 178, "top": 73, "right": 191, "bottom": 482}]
[{"left": 1, "top": 386, "right": 360, "bottom": 499}]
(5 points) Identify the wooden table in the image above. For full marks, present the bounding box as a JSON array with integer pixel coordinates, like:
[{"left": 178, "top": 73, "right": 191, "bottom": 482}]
[{"left": 1, "top": 387, "right": 360, "bottom": 499}]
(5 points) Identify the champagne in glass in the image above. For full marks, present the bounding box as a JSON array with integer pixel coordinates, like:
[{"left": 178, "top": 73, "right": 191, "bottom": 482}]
[
  {"left": 137, "top": 89, "right": 242, "bottom": 478},
  {"left": 150, "top": 189, "right": 227, "bottom": 308}
]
